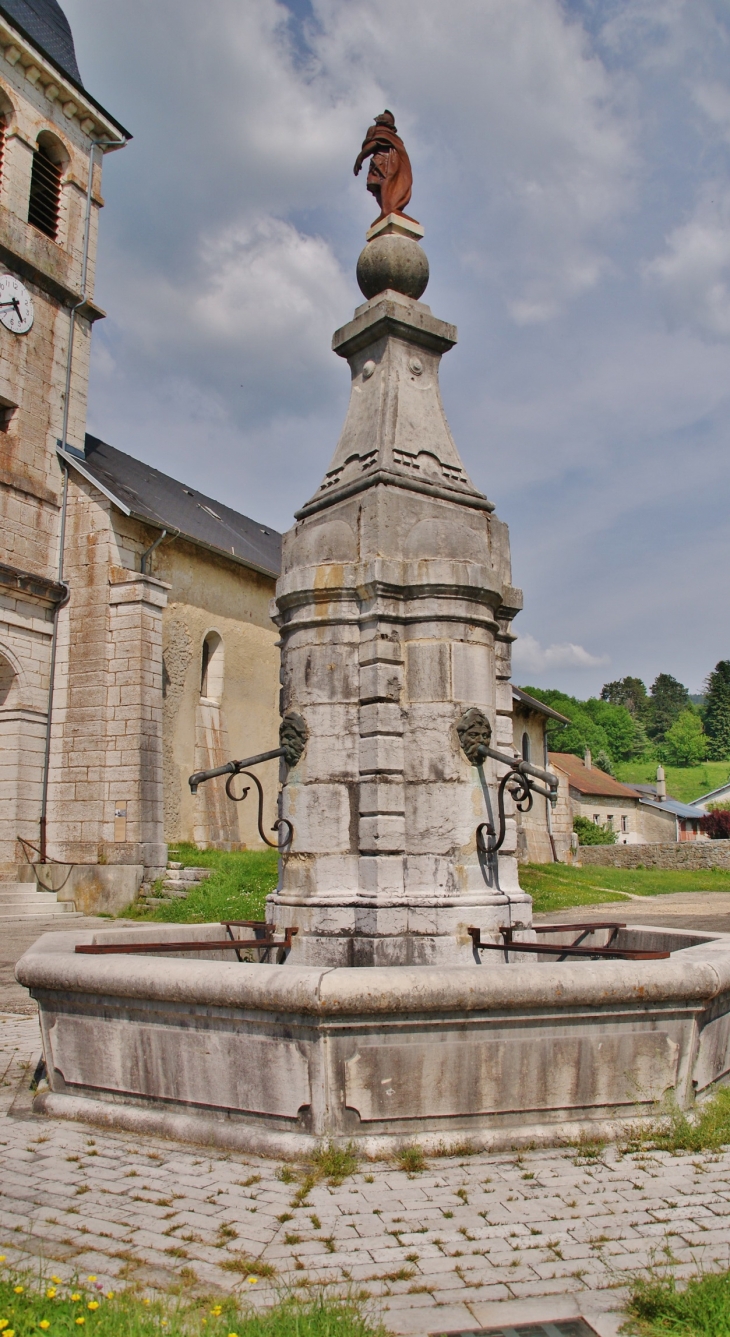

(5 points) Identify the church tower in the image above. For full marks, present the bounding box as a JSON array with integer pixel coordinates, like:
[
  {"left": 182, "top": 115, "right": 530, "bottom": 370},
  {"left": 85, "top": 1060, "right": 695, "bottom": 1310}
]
[{"left": 0, "top": 2, "right": 129, "bottom": 877}]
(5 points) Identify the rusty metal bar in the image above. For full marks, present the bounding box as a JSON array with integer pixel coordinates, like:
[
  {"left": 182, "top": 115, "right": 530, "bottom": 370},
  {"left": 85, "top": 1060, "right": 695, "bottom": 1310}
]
[
  {"left": 76, "top": 927, "right": 298, "bottom": 956},
  {"left": 467, "top": 926, "right": 668, "bottom": 961}
]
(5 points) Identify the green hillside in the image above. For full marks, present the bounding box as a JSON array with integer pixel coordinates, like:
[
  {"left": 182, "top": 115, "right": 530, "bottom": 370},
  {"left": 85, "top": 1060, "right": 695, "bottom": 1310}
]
[{"left": 614, "top": 760, "right": 730, "bottom": 804}]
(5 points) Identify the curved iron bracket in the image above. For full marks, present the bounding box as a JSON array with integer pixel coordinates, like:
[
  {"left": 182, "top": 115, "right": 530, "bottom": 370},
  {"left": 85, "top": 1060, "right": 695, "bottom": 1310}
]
[
  {"left": 225, "top": 768, "right": 293, "bottom": 850},
  {"left": 456, "top": 708, "right": 559, "bottom": 855}
]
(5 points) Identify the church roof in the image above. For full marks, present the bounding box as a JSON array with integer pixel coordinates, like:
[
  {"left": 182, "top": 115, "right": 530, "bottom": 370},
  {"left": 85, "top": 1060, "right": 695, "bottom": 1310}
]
[
  {"left": 60, "top": 435, "right": 282, "bottom": 581},
  {"left": 0, "top": 0, "right": 82, "bottom": 84}
]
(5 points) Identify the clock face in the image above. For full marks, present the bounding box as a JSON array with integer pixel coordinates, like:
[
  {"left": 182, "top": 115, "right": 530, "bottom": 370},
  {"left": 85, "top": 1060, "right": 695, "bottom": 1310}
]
[{"left": 0, "top": 274, "right": 34, "bottom": 334}]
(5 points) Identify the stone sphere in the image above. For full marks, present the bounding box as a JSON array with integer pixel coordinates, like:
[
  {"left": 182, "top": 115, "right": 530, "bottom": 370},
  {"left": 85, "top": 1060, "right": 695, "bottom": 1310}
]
[{"left": 356, "top": 234, "right": 429, "bottom": 301}]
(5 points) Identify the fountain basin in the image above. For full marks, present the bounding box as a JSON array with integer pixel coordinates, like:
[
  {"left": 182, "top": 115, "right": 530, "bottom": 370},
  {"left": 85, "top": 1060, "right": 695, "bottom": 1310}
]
[{"left": 16, "top": 921, "right": 730, "bottom": 1157}]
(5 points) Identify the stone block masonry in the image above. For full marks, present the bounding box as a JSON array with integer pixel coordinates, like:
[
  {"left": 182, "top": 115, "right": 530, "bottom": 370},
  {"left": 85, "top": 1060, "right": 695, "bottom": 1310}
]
[
  {"left": 578, "top": 840, "right": 730, "bottom": 870},
  {"left": 268, "top": 285, "right": 530, "bottom": 966}
]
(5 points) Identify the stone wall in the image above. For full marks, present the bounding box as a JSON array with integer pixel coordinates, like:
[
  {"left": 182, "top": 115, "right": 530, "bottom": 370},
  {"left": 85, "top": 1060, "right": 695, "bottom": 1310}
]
[{"left": 578, "top": 840, "right": 730, "bottom": 870}]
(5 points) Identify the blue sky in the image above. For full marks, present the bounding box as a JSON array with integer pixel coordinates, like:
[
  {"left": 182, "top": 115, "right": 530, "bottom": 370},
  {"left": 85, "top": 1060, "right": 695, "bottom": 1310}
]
[{"left": 63, "top": 0, "right": 730, "bottom": 698}]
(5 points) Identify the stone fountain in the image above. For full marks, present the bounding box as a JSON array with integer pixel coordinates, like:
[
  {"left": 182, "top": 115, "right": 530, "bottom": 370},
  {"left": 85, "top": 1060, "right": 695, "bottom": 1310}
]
[{"left": 17, "top": 114, "right": 730, "bottom": 1156}]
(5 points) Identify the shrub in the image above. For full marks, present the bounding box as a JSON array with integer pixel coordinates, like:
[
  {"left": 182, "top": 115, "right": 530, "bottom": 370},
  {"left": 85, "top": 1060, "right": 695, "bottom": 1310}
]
[
  {"left": 573, "top": 815, "right": 617, "bottom": 845},
  {"left": 700, "top": 809, "right": 730, "bottom": 840}
]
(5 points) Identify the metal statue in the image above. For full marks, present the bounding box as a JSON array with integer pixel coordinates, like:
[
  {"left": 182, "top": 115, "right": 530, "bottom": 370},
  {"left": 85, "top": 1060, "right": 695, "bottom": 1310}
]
[{"left": 354, "top": 110, "right": 414, "bottom": 221}]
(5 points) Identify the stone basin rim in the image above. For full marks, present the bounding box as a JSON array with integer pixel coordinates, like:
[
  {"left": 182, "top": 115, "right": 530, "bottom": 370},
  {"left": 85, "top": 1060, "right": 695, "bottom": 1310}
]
[{"left": 16, "top": 924, "right": 730, "bottom": 1013}]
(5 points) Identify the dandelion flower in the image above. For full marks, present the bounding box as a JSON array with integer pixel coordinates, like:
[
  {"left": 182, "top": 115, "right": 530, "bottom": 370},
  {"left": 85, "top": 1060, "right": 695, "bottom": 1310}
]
[
  {"left": 71, "top": 1295, "right": 81, "bottom": 1303},
  {"left": 228, "top": 1331, "right": 239, "bottom": 1336},
  {"left": 46, "top": 1290, "right": 56, "bottom": 1299},
  {"left": 40, "top": 1322, "right": 51, "bottom": 1330},
  {"left": 4, "top": 1329, "right": 13, "bottom": 1337},
  {"left": 0, "top": 1256, "right": 5, "bottom": 1262},
  {"left": 13, "top": 1288, "right": 23, "bottom": 1295},
  {"left": 210, "top": 1307, "right": 222, "bottom": 1317},
  {"left": 87, "top": 1278, "right": 96, "bottom": 1283},
  {"left": 142, "top": 1299, "right": 150, "bottom": 1307},
  {"left": 0, "top": 1321, "right": 8, "bottom": 1330},
  {"left": 87, "top": 1302, "right": 99, "bottom": 1311},
  {"left": 106, "top": 1293, "right": 114, "bottom": 1301},
  {"left": 76, "top": 1318, "right": 85, "bottom": 1326},
  {"left": 246, "top": 1277, "right": 258, "bottom": 1285},
  {"left": 51, "top": 1278, "right": 61, "bottom": 1285}
]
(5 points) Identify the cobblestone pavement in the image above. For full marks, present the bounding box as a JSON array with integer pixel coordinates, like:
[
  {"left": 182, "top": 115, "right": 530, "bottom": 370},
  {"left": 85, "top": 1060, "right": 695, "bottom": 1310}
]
[{"left": 3, "top": 1013, "right": 730, "bottom": 1336}]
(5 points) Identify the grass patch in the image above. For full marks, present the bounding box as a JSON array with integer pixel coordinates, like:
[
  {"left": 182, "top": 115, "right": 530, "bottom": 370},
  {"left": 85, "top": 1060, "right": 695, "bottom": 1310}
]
[
  {"left": 125, "top": 844, "right": 278, "bottom": 923},
  {"left": 0, "top": 1270, "right": 386, "bottom": 1337},
  {"left": 625, "top": 1086, "right": 730, "bottom": 1155},
  {"left": 520, "top": 863, "right": 730, "bottom": 914},
  {"left": 396, "top": 1145, "right": 426, "bottom": 1175},
  {"left": 627, "top": 1266, "right": 730, "bottom": 1335},
  {"left": 219, "top": 1255, "right": 277, "bottom": 1278},
  {"left": 616, "top": 760, "right": 730, "bottom": 806},
  {"left": 310, "top": 1142, "right": 359, "bottom": 1186}
]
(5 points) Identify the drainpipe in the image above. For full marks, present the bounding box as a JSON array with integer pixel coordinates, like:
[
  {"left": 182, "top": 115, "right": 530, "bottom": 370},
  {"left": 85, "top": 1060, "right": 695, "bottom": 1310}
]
[
  {"left": 544, "top": 729, "right": 558, "bottom": 863},
  {"left": 38, "top": 139, "right": 116, "bottom": 864},
  {"left": 140, "top": 528, "right": 168, "bottom": 575}
]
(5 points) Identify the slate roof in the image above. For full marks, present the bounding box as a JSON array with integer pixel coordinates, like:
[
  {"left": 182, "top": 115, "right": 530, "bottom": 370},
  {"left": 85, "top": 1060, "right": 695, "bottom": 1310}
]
[
  {"left": 640, "top": 797, "right": 706, "bottom": 821},
  {"left": 60, "top": 435, "right": 282, "bottom": 581},
  {"left": 513, "top": 687, "right": 571, "bottom": 726},
  {"left": 0, "top": 0, "right": 82, "bottom": 84},
  {"left": 548, "top": 752, "right": 639, "bottom": 799}
]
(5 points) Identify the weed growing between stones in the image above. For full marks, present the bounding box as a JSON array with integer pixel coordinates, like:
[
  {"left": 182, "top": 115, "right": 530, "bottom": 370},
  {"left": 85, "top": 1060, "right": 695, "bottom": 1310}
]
[
  {"left": 395, "top": 1145, "right": 426, "bottom": 1175},
  {"left": 309, "top": 1142, "right": 359, "bottom": 1186},
  {"left": 0, "top": 1268, "right": 387, "bottom": 1337},
  {"left": 624, "top": 1087, "right": 730, "bottom": 1154},
  {"left": 627, "top": 1265, "right": 730, "bottom": 1335}
]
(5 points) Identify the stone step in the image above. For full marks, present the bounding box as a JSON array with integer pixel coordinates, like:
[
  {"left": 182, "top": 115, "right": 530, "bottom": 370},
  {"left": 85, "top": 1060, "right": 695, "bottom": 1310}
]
[{"left": 163, "top": 867, "right": 211, "bottom": 883}]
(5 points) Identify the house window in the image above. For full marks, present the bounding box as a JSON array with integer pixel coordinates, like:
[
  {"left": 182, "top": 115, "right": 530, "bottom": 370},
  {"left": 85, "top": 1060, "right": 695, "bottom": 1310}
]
[
  {"left": 621, "top": 815, "right": 629, "bottom": 833},
  {"left": 28, "top": 135, "right": 66, "bottom": 239},
  {"left": 606, "top": 815, "right": 614, "bottom": 830},
  {"left": 521, "top": 731, "right": 530, "bottom": 762},
  {"left": 593, "top": 814, "right": 600, "bottom": 824},
  {"left": 200, "top": 631, "right": 224, "bottom": 704}
]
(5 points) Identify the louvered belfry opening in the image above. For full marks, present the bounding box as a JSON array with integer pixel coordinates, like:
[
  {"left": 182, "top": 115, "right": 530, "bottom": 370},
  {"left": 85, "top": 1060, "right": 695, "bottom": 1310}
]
[{"left": 28, "top": 143, "right": 62, "bottom": 239}]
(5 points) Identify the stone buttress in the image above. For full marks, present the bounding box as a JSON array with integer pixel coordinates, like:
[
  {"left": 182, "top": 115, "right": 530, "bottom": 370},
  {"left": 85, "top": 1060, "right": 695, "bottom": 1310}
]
[{"left": 268, "top": 272, "right": 528, "bottom": 965}]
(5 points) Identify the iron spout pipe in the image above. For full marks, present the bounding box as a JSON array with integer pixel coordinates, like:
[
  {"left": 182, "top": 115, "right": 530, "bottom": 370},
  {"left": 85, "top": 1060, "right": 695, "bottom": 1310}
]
[
  {"left": 189, "top": 746, "right": 285, "bottom": 795},
  {"left": 476, "top": 745, "right": 557, "bottom": 791}
]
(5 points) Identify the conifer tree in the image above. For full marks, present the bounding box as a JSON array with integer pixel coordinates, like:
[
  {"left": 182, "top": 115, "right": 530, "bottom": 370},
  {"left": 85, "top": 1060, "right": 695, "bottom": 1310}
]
[
  {"left": 648, "top": 673, "right": 690, "bottom": 743},
  {"left": 704, "top": 660, "right": 730, "bottom": 760}
]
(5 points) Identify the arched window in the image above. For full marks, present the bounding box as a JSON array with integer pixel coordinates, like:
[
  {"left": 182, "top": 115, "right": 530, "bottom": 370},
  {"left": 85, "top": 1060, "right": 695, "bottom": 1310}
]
[
  {"left": 28, "top": 133, "right": 67, "bottom": 240},
  {"left": 200, "top": 631, "right": 224, "bottom": 704},
  {"left": 521, "top": 731, "right": 531, "bottom": 762},
  {"left": 0, "top": 92, "right": 14, "bottom": 193},
  {"left": 0, "top": 652, "right": 18, "bottom": 707}
]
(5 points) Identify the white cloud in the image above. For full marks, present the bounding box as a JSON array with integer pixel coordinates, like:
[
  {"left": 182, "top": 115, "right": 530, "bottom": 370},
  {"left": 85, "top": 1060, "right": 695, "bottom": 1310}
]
[
  {"left": 645, "top": 185, "right": 730, "bottom": 338},
  {"left": 513, "top": 633, "right": 609, "bottom": 674}
]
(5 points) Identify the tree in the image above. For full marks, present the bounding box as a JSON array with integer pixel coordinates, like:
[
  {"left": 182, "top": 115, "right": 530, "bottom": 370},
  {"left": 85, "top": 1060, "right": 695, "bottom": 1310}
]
[
  {"left": 594, "top": 750, "right": 615, "bottom": 776},
  {"left": 600, "top": 677, "right": 649, "bottom": 720},
  {"left": 648, "top": 673, "right": 690, "bottom": 743},
  {"left": 700, "top": 809, "right": 730, "bottom": 839},
  {"left": 583, "top": 697, "right": 647, "bottom": 761},
  {"left": 520, "top": 686, "right": 648, "bottom": 765},
  {"left": 573, "top": 815, "right": 616, "bottom": 845},
  {"left": 703, "top": 661, "right": 730, "bottom": 760},
  {"left": 661, "top": 710, "right": 708, "bottom": 767}
]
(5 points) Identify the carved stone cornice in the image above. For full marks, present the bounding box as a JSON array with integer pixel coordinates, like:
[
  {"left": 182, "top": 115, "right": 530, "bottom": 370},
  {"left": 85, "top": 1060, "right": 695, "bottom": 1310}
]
[{"left": 0, "top": 559, "right": 66, "bottom": 607}]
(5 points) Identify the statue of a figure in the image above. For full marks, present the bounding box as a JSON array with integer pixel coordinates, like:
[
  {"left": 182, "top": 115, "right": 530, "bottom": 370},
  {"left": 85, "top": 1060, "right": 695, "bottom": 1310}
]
[{"left": 354, "top": 110, "right": 414, "bottom": 222}]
